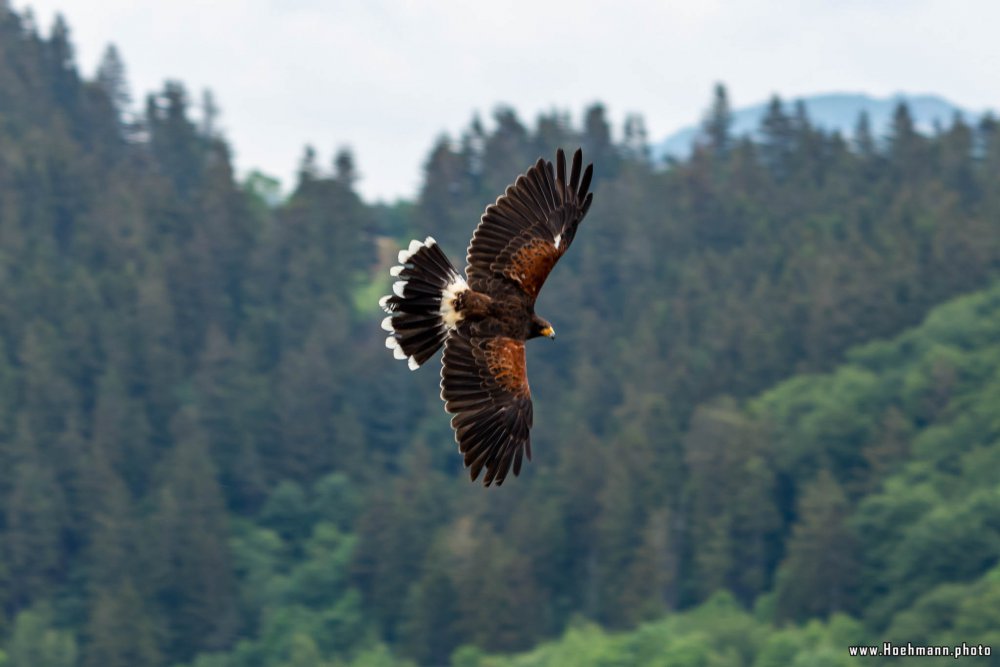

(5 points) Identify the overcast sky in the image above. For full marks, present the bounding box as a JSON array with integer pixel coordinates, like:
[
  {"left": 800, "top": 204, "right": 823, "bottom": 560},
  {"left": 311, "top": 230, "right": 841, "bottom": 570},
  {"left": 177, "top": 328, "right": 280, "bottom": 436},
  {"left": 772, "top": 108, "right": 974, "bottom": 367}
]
[{"left": 16, "top": 0, "right": 1000, "bottom": 202}]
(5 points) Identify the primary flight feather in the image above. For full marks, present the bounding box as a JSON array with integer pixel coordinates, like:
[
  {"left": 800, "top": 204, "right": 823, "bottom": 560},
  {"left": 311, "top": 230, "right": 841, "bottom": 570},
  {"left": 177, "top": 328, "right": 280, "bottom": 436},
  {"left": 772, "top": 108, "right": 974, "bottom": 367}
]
[{"left": 379, "top": 148, "right": 594, "bottom": 486}]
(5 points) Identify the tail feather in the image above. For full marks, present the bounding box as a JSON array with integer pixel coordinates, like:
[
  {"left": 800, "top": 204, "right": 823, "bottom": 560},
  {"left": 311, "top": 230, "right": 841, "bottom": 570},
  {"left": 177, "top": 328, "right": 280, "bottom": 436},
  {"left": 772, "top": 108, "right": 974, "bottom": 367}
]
[{"left": 379, "top": 237, "right": 466, "bottom": 370}]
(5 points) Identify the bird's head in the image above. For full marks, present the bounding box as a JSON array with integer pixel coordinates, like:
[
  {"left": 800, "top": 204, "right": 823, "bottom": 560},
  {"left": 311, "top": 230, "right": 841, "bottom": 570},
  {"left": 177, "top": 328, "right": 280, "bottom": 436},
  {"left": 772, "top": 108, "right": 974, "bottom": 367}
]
[{"left": 530, "top": 314, "right": 556, "bottom": 340}]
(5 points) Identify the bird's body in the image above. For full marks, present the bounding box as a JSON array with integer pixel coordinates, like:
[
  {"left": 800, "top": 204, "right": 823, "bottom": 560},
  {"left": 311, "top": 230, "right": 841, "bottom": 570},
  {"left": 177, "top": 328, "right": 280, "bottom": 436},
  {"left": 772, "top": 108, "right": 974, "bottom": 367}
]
[{"left": 379, "top": 149, "right": 594, "bottom": 486}]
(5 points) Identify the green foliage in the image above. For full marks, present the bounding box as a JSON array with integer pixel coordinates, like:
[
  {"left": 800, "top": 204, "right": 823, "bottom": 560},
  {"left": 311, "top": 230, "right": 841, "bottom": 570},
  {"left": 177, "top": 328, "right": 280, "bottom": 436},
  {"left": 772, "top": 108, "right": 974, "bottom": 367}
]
[
  {"left": 458, "top": 594, "right": 868, "bottom": 667},
  {"left": 6, "top": 605, "right": 77, "bottom": 667}
]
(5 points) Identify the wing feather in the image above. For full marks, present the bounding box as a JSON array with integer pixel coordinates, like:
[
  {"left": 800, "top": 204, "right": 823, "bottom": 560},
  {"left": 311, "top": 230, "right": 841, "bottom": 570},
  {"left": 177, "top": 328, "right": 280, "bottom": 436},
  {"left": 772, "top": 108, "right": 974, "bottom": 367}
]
[
  {"left": 440, "top": 332, "right": 533, "bottom": 487},
  {"left": 465, "top": 148, "right": 594, "bottom": 300}
]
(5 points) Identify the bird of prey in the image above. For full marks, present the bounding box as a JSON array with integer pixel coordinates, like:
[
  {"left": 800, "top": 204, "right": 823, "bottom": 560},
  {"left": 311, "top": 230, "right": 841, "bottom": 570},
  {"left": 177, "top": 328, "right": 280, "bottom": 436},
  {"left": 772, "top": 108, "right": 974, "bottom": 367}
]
[{"left": 379, "top": 148, "right": 594, "bottom": 486}]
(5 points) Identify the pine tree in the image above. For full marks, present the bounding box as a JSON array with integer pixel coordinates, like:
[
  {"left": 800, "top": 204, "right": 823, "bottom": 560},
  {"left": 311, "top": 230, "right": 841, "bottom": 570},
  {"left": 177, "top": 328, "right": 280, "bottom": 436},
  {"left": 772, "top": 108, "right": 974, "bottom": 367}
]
[
  {"left": 297, "top": 144, "right": 320, "bottom": 185},
  {"left": 533, "top": 109, "right": 573, "bottom": 159},
  {"left": 3, "top": 417, "right": 67, "bottom": 607},
  {"left": 90, "top": 368, "right": 153, "bottom": 495},
  {"left": 196, "top": 326, "right": 264, "bottom": 507},
  {"left": 414, "top": 135, "right": 475, "bottom": 258},
  {"left": 150, "top": 407, "right": 239, "bottom": 660},
  {"left": 888, "top": 101, "right": 925, "bottom": 180},
  {"left": 593, "top": 446, "right": 639, "bottom": 626},
  {"left": 853, "top": 110, "right": 876, "bottom": 157},
  {"left": 84, "top": 582, "right": 162, "bottom": 667},
  {"left": 132, "top": 266, "right": 184, "bottom": 445},
  {"left": 351, "top": 442, "right": 448, "bottom": 641},
  {"left": 450, "top": 526, "right": 542, "bottom": 653},
  {"left": 682, "top": 399, "right": 778, "bottom": 604},
  {"left": 147, "top": 81, "right": 205, "bottom": 199},
  {"left": 95, "top": 44, "right": 130, "bottom": 120},
  {"left": 760, "top": 96, "right": 793, "bottom": 179},
  {"left": 701, "top": 82, "right": 733, "bottom": 157},
  {"left": 774, "top": 470, "right": 858, "bottom": 620},
  {"left": 582, "top": 102, "right": 618, "bottom": 177},
  {"left": 619, "top": 507, "right": 677, "bottom": 623},
  {"left": 398, "top": 538, "right": 459, "bottom": 665},
  {"left": 939, "top": 113, "right": 977, "bottom": 204},
  {"left": 18, "top": 321, "right": 75, "bottom": 444},
  {"left": 79, "top": 445, "right": 162, "bottom": 667},
  {"left": 79, "top": 438, "right": 139, "bottom": 592},
  {"left": 622, "top": 113, "right": 649, "bottom": 161},
  {"left": 333, "top": 146, "right": 358, "bottom": 188},
  {"left": 45, "top": 14, "right": 79, "bottom": 112}
]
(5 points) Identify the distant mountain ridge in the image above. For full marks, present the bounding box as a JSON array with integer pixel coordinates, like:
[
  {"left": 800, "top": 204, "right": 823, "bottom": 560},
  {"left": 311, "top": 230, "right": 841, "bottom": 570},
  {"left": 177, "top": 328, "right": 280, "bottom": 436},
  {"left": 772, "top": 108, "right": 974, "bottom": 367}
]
[{"left": 654, "top": 92, "right": 984, "bottom": 161}]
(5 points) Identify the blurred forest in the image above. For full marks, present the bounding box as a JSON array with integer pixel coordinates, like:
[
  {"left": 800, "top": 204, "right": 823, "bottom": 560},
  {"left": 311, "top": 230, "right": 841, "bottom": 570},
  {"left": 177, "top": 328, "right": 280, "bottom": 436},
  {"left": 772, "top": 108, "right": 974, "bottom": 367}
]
[{"left": 0, "top": 6, "right": 999, "bottom": 666}]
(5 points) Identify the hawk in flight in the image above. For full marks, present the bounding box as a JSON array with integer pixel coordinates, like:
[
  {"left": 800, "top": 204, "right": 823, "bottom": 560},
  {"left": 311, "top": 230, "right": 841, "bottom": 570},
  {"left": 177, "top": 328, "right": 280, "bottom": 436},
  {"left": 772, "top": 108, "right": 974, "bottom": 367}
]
[{"left": 379, "top": 149, "right": 594, "bottom": 486}]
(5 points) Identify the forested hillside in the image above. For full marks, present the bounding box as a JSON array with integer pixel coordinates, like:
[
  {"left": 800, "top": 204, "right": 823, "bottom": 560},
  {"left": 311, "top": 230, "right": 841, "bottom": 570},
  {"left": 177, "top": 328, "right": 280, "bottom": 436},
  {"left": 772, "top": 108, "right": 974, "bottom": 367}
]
[
  {"left": 0, "top": 6, "right": 998, "bottom": 666},
  {"left": 464, "top": 282, "right": 1000, "bottom": 667}
]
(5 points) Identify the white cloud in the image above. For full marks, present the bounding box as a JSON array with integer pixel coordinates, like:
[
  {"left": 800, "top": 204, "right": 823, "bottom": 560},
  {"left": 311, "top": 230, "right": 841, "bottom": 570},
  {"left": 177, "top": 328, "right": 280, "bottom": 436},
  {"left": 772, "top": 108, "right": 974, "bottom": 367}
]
[{"left": 15, "top": 0, "right": 1000, "bottom": 201}]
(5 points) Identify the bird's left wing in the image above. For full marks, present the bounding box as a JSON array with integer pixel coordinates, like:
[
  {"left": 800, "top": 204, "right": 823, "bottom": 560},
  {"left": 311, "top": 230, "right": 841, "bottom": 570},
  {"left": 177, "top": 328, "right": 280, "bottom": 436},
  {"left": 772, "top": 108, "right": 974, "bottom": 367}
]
[
  {"left": 440, "top": 332, "right": 533, "bottom": 486},
  {"left": 466, "top": 148, "right": 593, "bottom": 300}
]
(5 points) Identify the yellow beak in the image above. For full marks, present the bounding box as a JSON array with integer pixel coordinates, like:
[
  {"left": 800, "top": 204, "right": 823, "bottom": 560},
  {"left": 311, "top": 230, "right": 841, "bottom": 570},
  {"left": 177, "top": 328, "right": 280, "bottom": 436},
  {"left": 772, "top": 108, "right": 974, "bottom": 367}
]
[{"left": 541, "top": 325, "right": 555, "bottom": 339}]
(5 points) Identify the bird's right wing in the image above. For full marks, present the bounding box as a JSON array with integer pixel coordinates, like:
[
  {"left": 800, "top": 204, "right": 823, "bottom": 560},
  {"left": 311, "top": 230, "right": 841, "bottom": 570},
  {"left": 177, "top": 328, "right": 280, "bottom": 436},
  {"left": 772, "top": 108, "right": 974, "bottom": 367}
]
[
  {"left": 440, "top": 331, "right": 533, "bottom": 486},
  {"left": 465, "top": 148, "right": 593, "bottom": 301}
]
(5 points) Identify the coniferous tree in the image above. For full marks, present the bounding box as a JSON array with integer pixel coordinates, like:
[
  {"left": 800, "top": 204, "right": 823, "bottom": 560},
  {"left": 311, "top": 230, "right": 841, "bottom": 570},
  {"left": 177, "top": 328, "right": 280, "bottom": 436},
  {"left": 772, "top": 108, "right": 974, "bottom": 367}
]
[
  {"left": 619, "top": 507, "right": 677, "bottom": 622},
  {"left": 853, "top": 110, "right": 876, "bottom": 157},
  {"left": 79, "top": 439, "right": 139, "bottom": 592},
  {"left": 938, "top": 113, "right": 977, "bottom": 205},
  {"left": 682, "top": 399, "right": 778, "bottom": 605},
  {"left": 774, "top": 470, "right": 858, "bottom": 620},
  {"left": 95, "top": 44, "right": 130, "bottom": 120},
  {"left": 297, "top": 144, "right": 320, "bottom": 184},
  {"left": 132, "top": 266, "right": 184, "bottom": 444},
  {"left": 334, "top": 147, "right": 358, "bottom": 188},
  {"left": 533, "top": 109, "right": 573, "bottom": 160},
  {"left": 147, "top": 81, "right": 204, "bottom": 200},
  {"left": 887, "top": 101, "right": 925, "bottom": 180},
  {"left": 150, "top": 408, "right": 238, "bottom": 661},
  {"left": 79, "top": 443, "right": 161, "bottom": 667},
  {"left": 760, "top": 95, "right": 793, "bottom": 179},
  {"left": 90, "top": 368, "right": 153, "bottom": 495},
  {"left": 701, "top": 83, "right": 733, "bottom": 157},
  {"left": 17, "top": 322, "right": 75, "bottom": 445},
  {"left": 414, "top": 135, "right": 477, "bottom": 258},
  {"left": 84, "top": 582, "right": 162, "bottom": 667},
  {"left": 582, "top": 103, "right": 618, "bottom": 178},
  {"left": 3, "top": 418, "right": 67, "bottom": 608},
  {"left": 45, "top": 14, "right": 79, "bottom": 112},
  {"left": 398, "top": 538, "right": 459, "bottom": 665},
  {"left": 622, "top": 113, "right": 649, "bottom": 161},
  {"left": 195, "top": 326, "right": 264, "bottom": 506},
  {"left": 593, "top": 446, "right": 640, "bottom": 626}
]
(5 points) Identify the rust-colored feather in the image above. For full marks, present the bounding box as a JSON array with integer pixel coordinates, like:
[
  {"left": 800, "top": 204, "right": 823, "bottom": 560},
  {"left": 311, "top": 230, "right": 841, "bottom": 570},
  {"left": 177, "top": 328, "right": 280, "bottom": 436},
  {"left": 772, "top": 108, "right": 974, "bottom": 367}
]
[{"left": 483, "top": 337, "right": 530, "bottom": 397}]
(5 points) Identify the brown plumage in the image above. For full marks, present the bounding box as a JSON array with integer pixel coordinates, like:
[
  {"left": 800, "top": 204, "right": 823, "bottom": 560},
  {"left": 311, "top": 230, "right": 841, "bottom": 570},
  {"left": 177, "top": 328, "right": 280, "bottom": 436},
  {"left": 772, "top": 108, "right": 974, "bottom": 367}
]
[{"left": 379, "top": 148, "right": 594, "bottom": 486}]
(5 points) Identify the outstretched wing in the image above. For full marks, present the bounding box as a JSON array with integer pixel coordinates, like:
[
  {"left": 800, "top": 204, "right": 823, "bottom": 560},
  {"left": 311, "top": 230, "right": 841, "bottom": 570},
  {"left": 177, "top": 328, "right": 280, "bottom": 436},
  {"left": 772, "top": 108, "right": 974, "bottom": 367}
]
[
  {"left": 440, "top": 332, "right": 533, "bottom": 487},
  {"left": 466, "top": 148, "right": 593, "bottom": 300}
]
